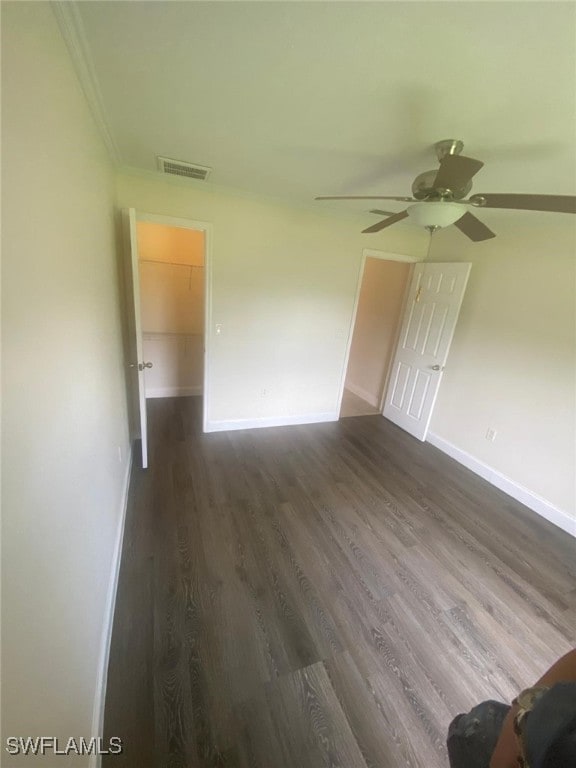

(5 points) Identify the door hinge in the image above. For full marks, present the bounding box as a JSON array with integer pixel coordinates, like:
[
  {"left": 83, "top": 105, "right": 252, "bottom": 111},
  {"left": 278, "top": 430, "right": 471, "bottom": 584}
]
[{"left": 415, "top": 286, "right": 422, "bottom": 303}]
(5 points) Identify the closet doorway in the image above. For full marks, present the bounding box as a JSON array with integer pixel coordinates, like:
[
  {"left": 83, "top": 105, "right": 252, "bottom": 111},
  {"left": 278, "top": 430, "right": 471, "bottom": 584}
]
[
  {"left": 339, "top": 250, "right": 418, "bottom": 419},
  {"left": 137, "top": 220, "right": 205, "bottom": 400},
  {"left": 124, "top": 210, "right": 212, "bottom": 467}
]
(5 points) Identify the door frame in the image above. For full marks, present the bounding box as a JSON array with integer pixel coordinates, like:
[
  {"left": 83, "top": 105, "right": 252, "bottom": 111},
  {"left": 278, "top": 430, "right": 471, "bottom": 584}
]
[
  {"left": 135, "top": 211, "right": 213, "bottom": 433},
  {"left": 337, "top": 248, "right": 422, "bottom": 417}
]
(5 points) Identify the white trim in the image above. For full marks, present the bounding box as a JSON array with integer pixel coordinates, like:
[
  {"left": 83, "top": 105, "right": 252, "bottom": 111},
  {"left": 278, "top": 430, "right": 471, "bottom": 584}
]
[
  {"left": 89, "top": 447, "right": 133, "bottom": 767},
  {"left": 51, "top": 2, "right": 122, "bottom": 165},
  {"left": 146, "top": 386, "right": 202, "bottom": 399},
  {"left": 427, "top": 431, "right": 576, "bottom": 538},
  {"left": 344, "top": 382, "right": 380, "bottom": 409},
  {"left": 205, "top": 412, "right": 338, "bottom": 433},
  {"left": 133, "top": 211, "right": 213, "bottom": 436},
  {"left": 362, "top": 248, "right": 421, "bottom": 263}
]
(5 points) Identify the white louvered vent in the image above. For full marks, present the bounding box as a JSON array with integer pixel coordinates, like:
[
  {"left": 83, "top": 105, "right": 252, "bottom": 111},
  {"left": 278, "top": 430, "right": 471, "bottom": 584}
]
[{"left": 157, "top": 156, "right": 212, "bottom": 181}]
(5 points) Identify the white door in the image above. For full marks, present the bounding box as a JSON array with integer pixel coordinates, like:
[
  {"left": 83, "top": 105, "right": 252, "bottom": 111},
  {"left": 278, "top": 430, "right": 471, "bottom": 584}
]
[
  {"left": 383, "top": 262, "right": 471, "bottom": 441},
  {"left": 122, "top": 208, "right": 150, "bottom": 468}
]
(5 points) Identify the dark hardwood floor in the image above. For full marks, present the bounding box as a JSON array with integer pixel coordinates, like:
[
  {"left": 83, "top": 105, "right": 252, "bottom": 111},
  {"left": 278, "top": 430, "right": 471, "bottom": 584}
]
[{"left": 103, "top": 397, "right": 575, "bottom": 768}]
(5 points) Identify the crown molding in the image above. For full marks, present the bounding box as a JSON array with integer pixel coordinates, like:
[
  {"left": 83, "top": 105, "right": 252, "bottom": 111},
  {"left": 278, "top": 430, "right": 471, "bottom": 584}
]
[
  {"left": 117, "top": 165, "right": 383, "bottom": 223},
  {"left": 51, "top": 1, "right": 122, "bottom": 165}
]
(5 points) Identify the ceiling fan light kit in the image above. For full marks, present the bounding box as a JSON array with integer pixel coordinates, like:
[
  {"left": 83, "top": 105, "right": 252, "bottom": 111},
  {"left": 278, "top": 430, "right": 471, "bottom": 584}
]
[
  {"left": 315, "top": 139, "right": 576, "bottom": 242},
  {"left": 406, "top": 201, "right": 466, "bottom": 229}
]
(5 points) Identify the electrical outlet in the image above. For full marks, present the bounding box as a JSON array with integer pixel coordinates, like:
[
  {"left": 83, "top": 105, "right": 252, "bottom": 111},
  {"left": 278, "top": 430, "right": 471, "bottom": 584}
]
[
  {"left": 485, "top": 428, "right": 497, "bottom": 442},
  {"left": 117, "top": 446, "right": 123, "bottom": 463}
]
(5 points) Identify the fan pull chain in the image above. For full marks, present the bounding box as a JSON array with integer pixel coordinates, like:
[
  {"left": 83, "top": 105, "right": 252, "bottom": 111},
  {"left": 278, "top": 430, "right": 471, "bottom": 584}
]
[{"left": 425, "top": 225, "right": 438, "bottom": 260}]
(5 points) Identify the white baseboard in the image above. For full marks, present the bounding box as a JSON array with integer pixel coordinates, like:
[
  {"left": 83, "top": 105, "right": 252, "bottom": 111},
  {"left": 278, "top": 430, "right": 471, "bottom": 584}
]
[
  {"left": 146, "top": 385, "right": 202, "bottom": 399},
  {"left": 205, "top": 411, "right": 339, "bottom": 433},
  {"left": 427, "top": 432, "right": 575, "bottom": 539},
  {"left": 89, "top": 446, "right": 133, "bottom": 767},
  {"left": 344, "top": 383, "right": 381, "bottom": 409}
]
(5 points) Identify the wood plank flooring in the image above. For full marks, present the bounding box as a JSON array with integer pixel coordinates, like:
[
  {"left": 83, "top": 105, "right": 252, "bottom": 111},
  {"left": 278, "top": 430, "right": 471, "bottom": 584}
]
[{"left": 103, "top": 397, "right": 575, "bottom": 768}]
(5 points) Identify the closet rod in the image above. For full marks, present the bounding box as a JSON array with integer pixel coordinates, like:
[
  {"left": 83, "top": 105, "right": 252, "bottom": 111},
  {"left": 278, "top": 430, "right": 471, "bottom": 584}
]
[{"left": 140, "top": 259, "right": 204, "bottom": 269}]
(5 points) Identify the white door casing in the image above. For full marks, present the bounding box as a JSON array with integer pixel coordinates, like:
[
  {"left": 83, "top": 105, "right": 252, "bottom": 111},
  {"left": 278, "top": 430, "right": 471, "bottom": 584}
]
[
  {"left": 383, "top": 262, "right": 471, "bottom": 441},
  {"left": 122, "top": 207, "right": 149, "bottom": 468},
  {"left": 135, "top": 211, "right": 213, "bottom": 434}
]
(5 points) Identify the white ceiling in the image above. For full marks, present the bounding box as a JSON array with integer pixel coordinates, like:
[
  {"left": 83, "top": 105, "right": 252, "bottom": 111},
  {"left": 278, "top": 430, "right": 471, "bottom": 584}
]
[{"left": 75, "top": 1, "right": 576, "bottom": 224}]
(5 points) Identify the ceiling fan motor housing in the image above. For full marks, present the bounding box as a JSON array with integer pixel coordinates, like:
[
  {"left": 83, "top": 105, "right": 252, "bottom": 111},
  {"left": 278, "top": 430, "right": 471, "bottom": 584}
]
[{"left": 412, "top": 170, "right": 472, "bottom": 201}]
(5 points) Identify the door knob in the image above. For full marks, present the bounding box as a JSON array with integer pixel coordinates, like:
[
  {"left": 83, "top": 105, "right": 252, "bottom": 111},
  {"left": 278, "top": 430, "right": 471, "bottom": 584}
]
[
  {"left": 431, "top": 364, "right": 444, "bottom": 371},
  {"left": 138, "top": 362, "right": 153, "bottom": 371}
]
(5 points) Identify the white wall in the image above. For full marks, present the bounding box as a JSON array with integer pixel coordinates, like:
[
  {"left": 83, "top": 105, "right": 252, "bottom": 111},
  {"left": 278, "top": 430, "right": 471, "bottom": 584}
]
[
  {"left": 116, "top": 171, "right": 427, "bottom": 429},
  {"left": 2, "top": 3, "right": 130, "bottom": 764},
  {"left": 427, "top": 216, "right": 576, "bottom": 526},
  {"left": 345, "top": 258, "right": 411, "bottom": 407}
]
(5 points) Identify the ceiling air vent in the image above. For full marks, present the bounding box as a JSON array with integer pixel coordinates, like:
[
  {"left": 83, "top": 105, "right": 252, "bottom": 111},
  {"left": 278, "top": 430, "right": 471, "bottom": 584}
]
[{"left": 157, "top": 156, "right": 211, "bottom": 181}]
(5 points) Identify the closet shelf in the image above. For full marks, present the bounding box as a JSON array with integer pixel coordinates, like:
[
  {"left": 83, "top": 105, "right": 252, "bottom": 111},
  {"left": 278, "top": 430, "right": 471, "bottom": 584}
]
[
  {"left": 143, "top": 331, "right": 204, "bottom": 338},
  {"left": 140, "top": 259, "right": 204, "bottom": 269}
]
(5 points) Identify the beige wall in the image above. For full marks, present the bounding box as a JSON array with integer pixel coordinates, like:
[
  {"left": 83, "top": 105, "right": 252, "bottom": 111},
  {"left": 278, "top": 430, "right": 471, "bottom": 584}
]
[
  {"left": 116, "top": 172, "right": 427, "bottom": 427},
  {"left": 427, "top": 216, "right": 576, "bottom": 520},
  {"left": 137, "top": 222, "right": 205, "bottom": 396},
  {"left": 2, "top": 3, "right": 130, "bottom": 762},
  {"left": 345, "top": 258, "right": 411, "bottom": 407}
]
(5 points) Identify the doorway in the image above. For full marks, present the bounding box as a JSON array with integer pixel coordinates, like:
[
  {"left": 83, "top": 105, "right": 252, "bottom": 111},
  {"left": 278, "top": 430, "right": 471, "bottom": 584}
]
[
  {"left": 339, "top": 251, "right": 472, "bottom": 442},
  {"left": 137, "top": 221, "right": 205, "bottom": 400},
  {"left": 339, "top": 250, "right": 417, "bottom": 419},
  {"left": 123, "top": 210, "right": 212, "bottom": 467}
]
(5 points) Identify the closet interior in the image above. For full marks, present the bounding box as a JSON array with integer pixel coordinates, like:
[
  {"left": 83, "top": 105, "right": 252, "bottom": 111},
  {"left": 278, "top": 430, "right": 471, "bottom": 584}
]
[{"left": 136, "top": 221, "right": 205, "bottom": 399}]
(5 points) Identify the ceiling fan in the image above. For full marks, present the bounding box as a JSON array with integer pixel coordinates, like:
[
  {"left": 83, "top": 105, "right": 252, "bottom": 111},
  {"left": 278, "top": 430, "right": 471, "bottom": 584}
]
[{"left": 315, "top": 139, "right": 576, "bottom": 241}]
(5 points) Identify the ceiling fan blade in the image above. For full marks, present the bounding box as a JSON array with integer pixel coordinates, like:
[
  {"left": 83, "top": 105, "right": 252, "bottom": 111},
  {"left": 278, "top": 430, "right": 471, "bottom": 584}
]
[
  {"left": 370, "top": 209, "right": 398, "bottom": 216},
  {"left": 453, "top": 211, "right": 496, "bottom": 242},
  {"left": 469, "top": 193, "right": 576, "bottom": 213},
  {"left": 433, "top": 155, "right": 484, "bottom": 191},
  {"left": 315, "top": 195, "right": 414, "bottom": 202},
  {"left": 362, "top": 210, "right": 409, "bottom": 234}
]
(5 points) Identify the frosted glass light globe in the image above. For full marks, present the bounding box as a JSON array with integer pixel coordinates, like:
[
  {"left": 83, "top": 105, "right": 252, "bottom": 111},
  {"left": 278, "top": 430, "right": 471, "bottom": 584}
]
[{"left": 407, "top": 201, "right": 466, "bottom": 228}]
